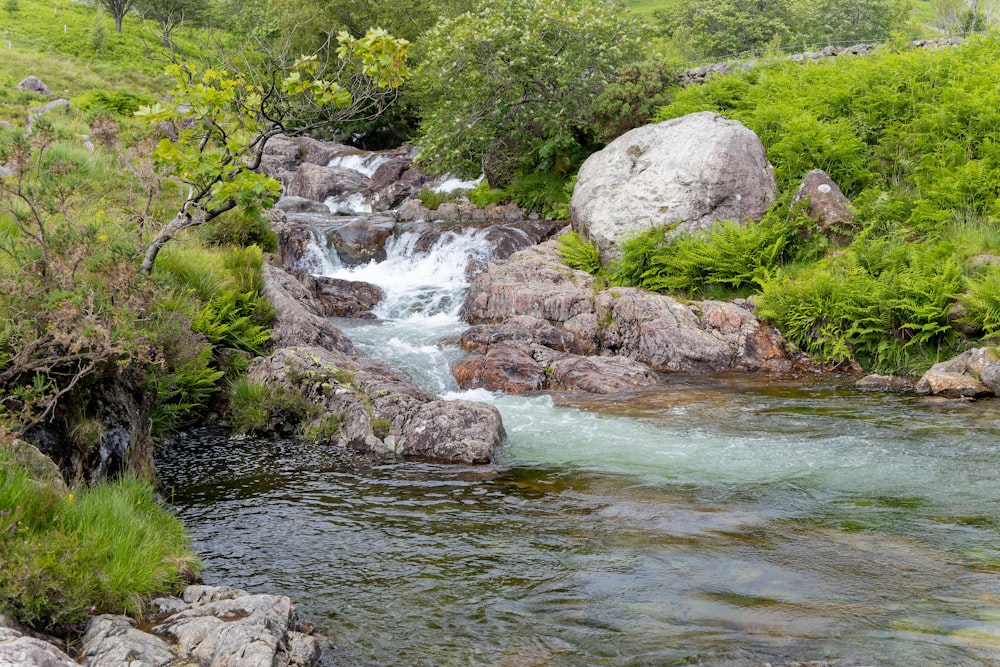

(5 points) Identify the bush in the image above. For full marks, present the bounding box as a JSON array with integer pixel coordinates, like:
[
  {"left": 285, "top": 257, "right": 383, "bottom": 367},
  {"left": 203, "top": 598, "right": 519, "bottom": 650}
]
[{"left": 0, "top": 447, "right": 196, "bottom": 635}]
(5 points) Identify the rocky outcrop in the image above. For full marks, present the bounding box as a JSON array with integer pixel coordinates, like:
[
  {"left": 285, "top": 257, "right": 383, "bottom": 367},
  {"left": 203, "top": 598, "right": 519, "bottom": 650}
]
[
  {"left": 792, "top": 169, "right": 856, "bottom": 242},
  {"left": 286, "top": 163, "right": 369, "bottom": 203},
  {"left": 274, "top": 196, "right": 331, "bottom": 214},
  {"left": 259, "top": 264, "right": 505, "bottom": 464},
  {"left": 0, "top": 622, "right": 76, "bottom": 667},
  {"left": 916, "top": 347, "right": 1000, "bottom": 399},
  {"left": 16, "top": 76, "right": 53, "bottom": 95},
  {"left": 458, "top": 238, "right": 813, "bottom": 394},
  {"left": 570, "top": 112, "right": 775, "bottom": 258},
  {"left": 79, "top": 585, "right": 323, "bottom": 667},
  {"left": 310, "top": 276, "right": 383, "bottom": 318},
  {"left": 397, "top": 199, "right": 533, "bottom": 224}
]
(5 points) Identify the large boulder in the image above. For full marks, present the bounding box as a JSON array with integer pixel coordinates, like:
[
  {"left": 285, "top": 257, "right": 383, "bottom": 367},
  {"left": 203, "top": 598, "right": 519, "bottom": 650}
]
[
  {"left": 0, "top": 623, "right": 76, "bottom": 667},
  {"left": 326, "top": 215, "right": 396, "bottom": 266},
  {"left": 262, "top": 264, "right": 357, "bottom": 355},
  {"left": 286, "top": 163, "right": 369, "bottom": 202},
  {"left": 311, "top": 276, "right": 383, "bottom": 318},
  {"left": 570, "top": 111, "right": 775, "bottom": 257}
]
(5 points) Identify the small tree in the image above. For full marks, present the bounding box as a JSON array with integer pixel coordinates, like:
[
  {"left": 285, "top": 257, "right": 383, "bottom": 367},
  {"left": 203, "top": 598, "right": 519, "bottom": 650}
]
[
  {"left": 99, "top": 0, "right": 136, "bottom": 32},
  {"left": 136, "top": 28, "right": 409, "bottom": 274},
  {"left": 414, "top": 0, "right": 646, "bottom": 186},
  {"left": 138, "top": 0, "right": 205, "bottom": 50},
  {"left": 932, "top": 0, "right": 999, "bottom": 34}
]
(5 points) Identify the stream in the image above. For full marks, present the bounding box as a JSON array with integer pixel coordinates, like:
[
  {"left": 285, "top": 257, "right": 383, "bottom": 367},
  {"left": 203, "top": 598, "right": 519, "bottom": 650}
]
[{"left": 157, "top": 222, "right": 1000, "bottom": 666}]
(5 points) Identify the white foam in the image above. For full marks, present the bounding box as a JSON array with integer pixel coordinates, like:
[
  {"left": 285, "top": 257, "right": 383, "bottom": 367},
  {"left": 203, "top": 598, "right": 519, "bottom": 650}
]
[
  {"left": 327, "top": 152, "right": 391, "bottom": 178},
  {"left": 432, "top": 175, "right": 484, "bottom": 194},
  {"left": 324, "top": 192, "right": 373, "bottom": 215}
]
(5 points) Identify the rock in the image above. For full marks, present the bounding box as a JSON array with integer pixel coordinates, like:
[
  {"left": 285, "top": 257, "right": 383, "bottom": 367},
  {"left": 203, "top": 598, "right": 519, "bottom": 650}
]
[
  {"left": 274, "top": 196, "right": 330, "bottom": 214},
  {"left": 286, "top": 163, "right": 369, "bottom": 202},
  {"left": 371, "top": 167, "right": 433, "bottom": 212},
  {"left": 0, "top": 624, "right": 76, "bottom": 667},
  {"left": 32, "top": 99, "right": 70, "bottom": 115},
  {"left": 856, "top": 374, "right": 915, "bottom": 392},
  {"left": 247, "top": 346, "right": 506, "bottom": 464},
  {"left": 269, "top": 209, "right": 315, "bottom": 271},
  {"left": 367, "top": 156, "right": 410, "bottom": 192},
  {"left": 570, "top": 112, "right": 775, "bottom": 258},
  {"left": 311, "top": 276, "right": 383, "bottom": 318},
  {"left": 915, "top": 348, "right": 997, "bottom": 398},
  {"left": 4, "top": 440, "right": 68, "bottom": 492},
  {"left": 459, "top": 316, "right": 580, "bottom": 354},
  {"left": 262, "top": 264, "right": 357, "bottom": 355},
  {"left": 547, "top": 354, "right": 660, "bottom": 394},
  {"left": 791, "top": 169, "right": 856, "bottom": 242},
  {"left": 947, "top": 301, "right": 981, "bottom": 336},
  {"left": 453, "top": 342, "right": 546, "bottom": 393},
  {"left": 80, "top": 615, "right": 178, "bottom": 667},
  {"left": 16, "top": 76, "right": 53, "bottom": 95},
  {"left": 294, "top": 136, "right": 355, "bottom": 167},
  {"left": 326, "top": 215, "right": 395, "bottom": 266},
  {"left": 396, "top": 400, "right": 506, "bottom": 464},
  {"left": 258, "top": 134, "right": 302, "bottom": 185}
]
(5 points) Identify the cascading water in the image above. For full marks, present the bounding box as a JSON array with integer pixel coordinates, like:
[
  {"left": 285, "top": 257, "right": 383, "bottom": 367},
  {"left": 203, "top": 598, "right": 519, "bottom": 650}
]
[{"left": 157, "top": 189, "right": 1000, "bottom": 666}]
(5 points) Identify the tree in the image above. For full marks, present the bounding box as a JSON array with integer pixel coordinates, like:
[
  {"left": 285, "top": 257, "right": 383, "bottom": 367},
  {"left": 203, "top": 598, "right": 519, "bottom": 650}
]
[
  {"left": 798, "top": 0, "right": 912, "bottom": 44},
  {"left": 136, "top": 28, "right": 409, "bottom": 274},
  {"left": 932, "top": 0, "right": 999, "bottom": 34},
  {"left": 99, "top": 0, "right": 136, "bottom": 33},
  {"left": 656, "top": 0, "right": 796, "bottom": 58},
  {"left": 414, "top": 0, "right": 646, "bottom": 186},
  {"left": 138, "top": 0, "right": 205, "bottom": 50}
]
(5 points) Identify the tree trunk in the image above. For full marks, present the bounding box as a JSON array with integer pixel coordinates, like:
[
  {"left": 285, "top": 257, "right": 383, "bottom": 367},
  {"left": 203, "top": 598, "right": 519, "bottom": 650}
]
[
  {"left": 115, "top": 13, "right": 123, "bottom": 32},
  {"left": 141, "top": 211, "right": 193, "bottom": 275}
]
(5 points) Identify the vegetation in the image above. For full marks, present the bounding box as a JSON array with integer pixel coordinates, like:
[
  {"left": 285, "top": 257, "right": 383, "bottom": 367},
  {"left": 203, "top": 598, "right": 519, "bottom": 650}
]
[
  {"left": 1, "top": 442, "right": 196, "bottom": 635},
  {"left": 414, "top": 0, "right": 646, "bottom": 186}
]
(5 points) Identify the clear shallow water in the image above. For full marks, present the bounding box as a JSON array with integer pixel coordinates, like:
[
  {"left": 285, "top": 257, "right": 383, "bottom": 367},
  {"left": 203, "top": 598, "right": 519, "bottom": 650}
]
[{"left": 157, "top": 227, "right": 1000, "bottom": 666}]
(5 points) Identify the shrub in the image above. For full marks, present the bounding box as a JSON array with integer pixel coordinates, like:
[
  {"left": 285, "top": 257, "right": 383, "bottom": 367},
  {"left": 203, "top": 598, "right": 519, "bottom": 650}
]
[
  {"left": 415, "top": 187, "right": 457, "bottom": 211},
  {"left": 75, "top": 89, "right": 156, "bottom": 117}
]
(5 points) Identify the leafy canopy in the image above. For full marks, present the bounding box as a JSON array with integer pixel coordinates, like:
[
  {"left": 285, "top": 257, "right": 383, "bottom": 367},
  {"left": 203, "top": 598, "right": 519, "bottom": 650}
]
[{"left": 414, "top": 0, "right": 646, "bottom": 185}]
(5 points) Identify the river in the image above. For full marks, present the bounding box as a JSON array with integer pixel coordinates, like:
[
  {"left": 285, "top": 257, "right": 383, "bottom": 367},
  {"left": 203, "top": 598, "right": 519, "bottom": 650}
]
[{"left": 156, "top": 224, "right": 1000, "bottom": 666}]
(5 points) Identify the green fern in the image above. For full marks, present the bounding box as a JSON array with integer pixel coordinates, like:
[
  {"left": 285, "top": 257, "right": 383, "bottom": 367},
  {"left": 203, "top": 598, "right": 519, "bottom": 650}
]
[
  {"left": 557, "top": 231, "right": 603, "bottom": 275},
  {"left": 192, "top": 289, "right": 272, "bottom": 355},
  {"left": 962, "top": 264, "right": 1000, "bottom": 336}
]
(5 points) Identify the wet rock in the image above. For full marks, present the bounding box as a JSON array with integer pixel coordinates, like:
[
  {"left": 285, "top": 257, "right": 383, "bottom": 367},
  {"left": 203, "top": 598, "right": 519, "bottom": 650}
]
[
  {"left": 263, "top": 264, "right": 357, "bottom": 355},
  {"left": 571, "top": 112, "right": 775, "bottom": 258},
  {"left": 367, "top": 156, "right": 410, "bottom": 191},
  {"left": 459, "top": 315, "right": 580, "bottom": 354},
  {"left": 856, "top": 374, "right": 915, "bottom": 392},
  {"left": 915, "top": 348, "right": 996, "bottom": 398},
  {"left": 259, "top": 135, "right": 302, "bottom": 185},
  {"left": 269, "top": 209, "right": 314, "bottom": 271},
  {"left": 286, "top": 163, "right": 369, "bottom": 202},
  {"left": 791, "top": 169, "right": 856, "bottom": 242},
  {"left": 274, "top": 196, "right": 330, "bottom": 214},
  {"left": 452, "top": 342, "right": 546, "bottom": 393},
  {"left": 16, "top": 76, "right": 53, "bottom": 96},
  {"left": 326, "top": 215, "right": 395, "bottom": 266},
  {"left": 80, "top": 615, "right": 178, "bottom": 667},
  {"left": 371, "top": 167, "right": 433, "bottom": 212},
  {"left": 397, "top": 400, "right": 506, "bottom": 464},
  {"left": 311, "top": 276, "right": 383, "bottom": 318},
  {"left": 0, "top": 623, "right": 76, "bottom": 667},
  {"left": 547, "top": 354, "right": 660, "bottom": 394},
  {"left": 248, "top": 345, "right": 505, "bottom": 464}
]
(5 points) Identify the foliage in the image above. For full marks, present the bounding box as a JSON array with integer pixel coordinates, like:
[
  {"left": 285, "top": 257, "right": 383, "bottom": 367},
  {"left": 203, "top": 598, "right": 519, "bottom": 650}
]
[
  {"left": 588, "top": 59, "right": 679, "bottom": 144},
  {"left": 962, "top": 264, "right": 1000, "bottom": 337},
  {"left": 135, "top": 27, "right": 409, "bottom": 273},
  {"left": 98, "top": 0, "right": 137, "bottom": 33},
  {"left": 0, "top": 447, "right": 196, "bottom": 636},
  {"left": 228, "top": 378, "right": 318, "bottom": 435},
  {"left": 557, "top": 231, "right": 603, "bottom": 275},
  {"left": 414, "top": 0, "right": 646, "bottom": 185},
  {"left": 201, "top": 208, "right": 277, "bottom": 251},
  {"left": 415, "top": 187, "right": 459, "bottom": 210},
  {"left": 136, "top": 0, "right": 205, "bottom": 48},
  {"left": 75, "top": 88, "right": 156, "bottom": 117},
  {"left": 931, "top": 0, "right": 999, "bottom": 35},
  {"left": 504, "top": 172, "right": 574, "bottom": 220},
  {"left": 468, "top": 180, "right": 506, "bottom": 208},
  {"left": 302, "top": 413, "right": 343, "bottom": 444},
  {"left": 612, "top": 201, "right": 821, "bottom": 297}
]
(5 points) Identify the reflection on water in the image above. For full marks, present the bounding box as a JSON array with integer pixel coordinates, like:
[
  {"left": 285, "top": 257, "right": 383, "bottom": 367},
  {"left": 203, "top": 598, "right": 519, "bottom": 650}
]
[
  {"left": 157, "top": 224, "right": 1000, "bottom": 665},
  {"left": 158, "top": 382, "right": 1000, "bottom": 666}
]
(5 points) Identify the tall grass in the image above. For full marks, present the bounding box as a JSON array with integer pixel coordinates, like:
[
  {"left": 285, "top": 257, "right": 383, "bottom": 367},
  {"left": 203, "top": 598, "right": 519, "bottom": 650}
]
[{"left": 0, "top": 444, "right": 197, "bottom": 635}]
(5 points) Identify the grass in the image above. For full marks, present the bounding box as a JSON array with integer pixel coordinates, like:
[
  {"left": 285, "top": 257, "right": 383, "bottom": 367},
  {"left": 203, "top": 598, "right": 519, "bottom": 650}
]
[{"left": 0, "top": 442, "right": 197, "bottom": 636}]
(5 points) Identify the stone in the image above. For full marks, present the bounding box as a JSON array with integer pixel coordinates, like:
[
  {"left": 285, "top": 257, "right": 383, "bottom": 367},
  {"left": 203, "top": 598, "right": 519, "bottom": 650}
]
[
  {"left": 273, "top": 196, "right": 330, "bottom": 214},
  {"left": 4, "top": 440, "right": 67, "bottom": 492},
  {"left": 311, "top": 276, "right": 383, "bottom": 318},
  {"left": 33, "top": 99, "right": 70, "bottom": 115},
  {"left": 262, "top": 264, "right": 357, "bottom": 355},
  {"left": 547, "top": 354, "right": 660, "bottom": 394},
  {"left": 396, "top": 400, "right": 506, "bottom": 464},
  {"left": 80, "top": 615, "right": 178, "bottom": 667},
  {"left": 0, "top": 625, "right": 76, "bottom": 667},
  {"left": 791, "top": 169, "right": 856, "bottom": 242},
  {"left": 915, "top": 348, "right": 995, "bottom": 398},
  {"left": 269, "top": 210, "right": 315, "bottom": 271},
  {"left": 326, "top": 215, "right": 396, "bottom": 266},
  {"left": 570, "top": 112, "right": 775, "bottom": 257},
  {"left": 286, "top": 163, "right": 369, "bottom": 202},
  {"left": 453, "top": 342, "right": 546, "bottom": 394},
  {"left": 459, "top": 316, "right": 580, "bottom": 354},
  {"left": 856, "top": 374, "right": 915, "bottom": 392},
  {"left": 16, "top": 76, "right": 53, "bottom": 95},
  {"left": 258, "top": 134, "right": 302, "bottom": 185}
]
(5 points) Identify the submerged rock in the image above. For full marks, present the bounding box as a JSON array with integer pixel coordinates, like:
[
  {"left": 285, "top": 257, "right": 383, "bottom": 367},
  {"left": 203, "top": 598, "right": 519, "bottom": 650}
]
[
  {"left": 571, "top": 112, "right": 775, "bottom": 258},
  {"left": 326, "top": 215, "right": 395, "bottom": 266},
  {"left": 856, "top": 374, "right": 915, "bottom": 392}
]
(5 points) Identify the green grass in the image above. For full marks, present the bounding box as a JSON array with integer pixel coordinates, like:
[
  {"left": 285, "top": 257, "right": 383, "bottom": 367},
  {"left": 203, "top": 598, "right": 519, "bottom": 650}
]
[{"left": 0, "top": 443, "right": 197, "bottom": 635}]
